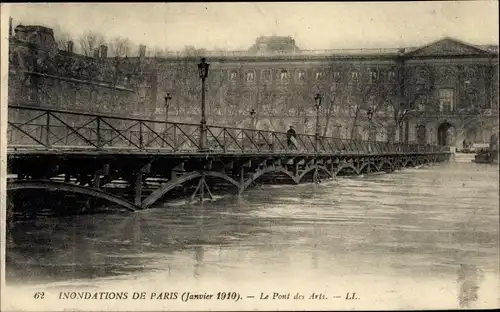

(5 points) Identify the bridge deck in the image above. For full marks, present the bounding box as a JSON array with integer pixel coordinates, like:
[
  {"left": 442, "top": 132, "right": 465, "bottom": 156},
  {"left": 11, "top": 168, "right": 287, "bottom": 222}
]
[{"left": 7, "top": 105, "right": 451, "bottom": 212}]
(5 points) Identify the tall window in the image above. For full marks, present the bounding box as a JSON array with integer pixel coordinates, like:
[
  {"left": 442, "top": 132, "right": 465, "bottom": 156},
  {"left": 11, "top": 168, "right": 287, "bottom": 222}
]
[
  {"left": 350, "top": 70, "right": 360, "bottom": 83},
  {"left": 315, "top": 71, "right": 323, "bottom": 81},
  {"left": 369, "top": 70, "right": 378, "bottom": 83},
  {"left": 439, "top": 88, "right": 455, "bottom": 112},
  {"left": 296, "top": 70, "right": 306, "bottom": 83},
  {"left": 333, "top": 71, "right": 341, "bottom": 81},
  {"left": 416, "top": 125, "right": 426, "bottom": 145},
  {"left": 280, "top": 70, "right": 289, "bottom": 81},
  {"left": 417, "top": 69, "right": 428, "bottom": 84},
  {"left": 417, "top": 94, "right": 427, "bottom": 111},
  {"left": 388, "top": 71, "right": 397, "bottom": 83},
  {"left": 245, "top": 71, "right": 255, "bottom": 83},
  {"left": 465, "top": 90, "right": 479, "bottom": 109},
  {"left": 262, "top": 70, "right": 272, "bottom": 83},
  {"left": 230, "top": 71, "right": 238, "bottom": 82}
]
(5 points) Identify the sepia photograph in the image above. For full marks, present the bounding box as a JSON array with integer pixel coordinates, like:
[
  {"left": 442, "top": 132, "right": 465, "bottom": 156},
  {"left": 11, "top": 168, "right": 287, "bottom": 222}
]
[{"left": 1, "top": 2, "right": 499, "bottom": 311}]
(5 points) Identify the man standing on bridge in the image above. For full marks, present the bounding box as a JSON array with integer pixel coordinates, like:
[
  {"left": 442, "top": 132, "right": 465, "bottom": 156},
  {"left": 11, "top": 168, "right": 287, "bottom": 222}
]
[{"left": 287, "top": 125, "right": 297, "bottom": 149}]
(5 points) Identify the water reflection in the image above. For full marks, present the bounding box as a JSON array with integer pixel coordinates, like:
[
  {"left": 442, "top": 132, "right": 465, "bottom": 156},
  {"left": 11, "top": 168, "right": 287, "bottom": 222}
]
[
  {"left": 457, "top": 264, "right": 484, "bottom": 308},
  {"left": 5, "top": 161, "right": 500, "bottom": 308}
]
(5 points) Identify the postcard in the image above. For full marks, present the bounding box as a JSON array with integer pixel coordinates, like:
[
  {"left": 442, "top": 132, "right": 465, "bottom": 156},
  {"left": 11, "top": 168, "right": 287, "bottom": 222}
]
[{"left": 1, "top": 2, "right": 499, "bottom": 311}]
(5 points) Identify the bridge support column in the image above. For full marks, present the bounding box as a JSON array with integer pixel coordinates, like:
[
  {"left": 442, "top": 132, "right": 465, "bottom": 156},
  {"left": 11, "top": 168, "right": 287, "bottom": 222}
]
[
  {"left": 134, "top": 164, "right": 151, "bottom": 207},
  {"left": 313, "top": 166, "right": 321, "bottom": 184},
  {"left": 93, "top": 164, "right": 110, "bottom": 188},
  {"left": 189, "top": 171, "right": 214, "bottom": 204},
  {"left": 240, "top": 166, "right": 245, "bottom": 185}
]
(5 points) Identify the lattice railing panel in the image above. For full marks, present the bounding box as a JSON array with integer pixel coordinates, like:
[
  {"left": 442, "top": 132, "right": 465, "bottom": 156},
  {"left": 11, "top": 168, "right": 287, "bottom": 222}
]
[{"left": 7, "top": 105, "right": 447, "bottom": 155}]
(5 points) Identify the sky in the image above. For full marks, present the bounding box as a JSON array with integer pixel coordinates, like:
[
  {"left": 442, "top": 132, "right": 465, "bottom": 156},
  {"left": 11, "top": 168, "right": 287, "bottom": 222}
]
[{"left": 4, "top": 2, "right": 499, "bottom": 52}]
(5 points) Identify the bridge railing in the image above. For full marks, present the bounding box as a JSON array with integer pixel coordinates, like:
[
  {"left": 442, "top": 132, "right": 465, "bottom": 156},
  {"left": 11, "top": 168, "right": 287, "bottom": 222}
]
[{"left": 7, "top": 105, "right": 444, "bottom": 154}]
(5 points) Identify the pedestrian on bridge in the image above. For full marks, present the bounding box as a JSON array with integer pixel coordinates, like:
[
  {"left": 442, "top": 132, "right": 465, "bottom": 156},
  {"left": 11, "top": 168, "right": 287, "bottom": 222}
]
[{"left": 287, "top": 125, "right": 297, "bottom": 150}]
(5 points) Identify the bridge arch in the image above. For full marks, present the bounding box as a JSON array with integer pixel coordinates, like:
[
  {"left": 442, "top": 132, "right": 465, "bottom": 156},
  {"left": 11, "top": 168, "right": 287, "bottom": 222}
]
[
  {"left": 334, "top": 163, "right": 359, "bottom": 176},
  {"left": 141, "top": 171, "right": 241, "bottom": 209},
  {"left": 358, "top": 161, "right": 379, "bottom": 174},
  {"left": 378, "top": 160, "right": 394, "bottom": 172},
  {"left": 404, "top": 159, "right": 416, "bottom": 167},
  {"left": 297, "top": 165, "right": 333, "bottom": 183},
  {"left": 394, "top": 159, "right": 404, "bottom": 169},
  {"left": 7, "top": 180, "right": 138, "bottom": 211},
  {"left": 242, "top": 166, "right": 298, "bottom": 191}
]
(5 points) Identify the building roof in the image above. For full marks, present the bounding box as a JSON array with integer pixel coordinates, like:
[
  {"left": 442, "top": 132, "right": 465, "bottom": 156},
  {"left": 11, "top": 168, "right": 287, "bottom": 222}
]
[
  {"left": 161, "top": 37, "right": 498, "bottom": 59},
  {"left": 9, "top": 23, "right": 499, "bottom": 59}
]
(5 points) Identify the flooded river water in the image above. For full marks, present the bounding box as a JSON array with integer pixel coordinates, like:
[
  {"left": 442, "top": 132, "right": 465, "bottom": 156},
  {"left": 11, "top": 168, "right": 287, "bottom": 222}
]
[{"left": 4, "top": 157, "right": 499, "bottom": 310}]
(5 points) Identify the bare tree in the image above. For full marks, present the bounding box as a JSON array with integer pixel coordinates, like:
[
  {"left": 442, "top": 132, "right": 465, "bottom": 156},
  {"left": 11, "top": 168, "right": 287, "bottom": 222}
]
[
  {"left": 78, "top": 30, "right": 105, "bottom": 57},
  {"left": 152, "top": 46, "right": 169, "bottom": 57},
  {"left": 322, "top": 87, "right": 348, "bottom": 137},
  {"left": 348, "top": 76, "right": 394, "bottom": 140},
  {"left": 105, "top": 37, "right": 133, "bottom": 109},
  {"left": 51, "top": 23, "right": 73, "bottom": 51},
  {"left": 54, "top": 32, "right": 72, "bottom": 51},
  {"left": 109, "top": 36, "right": 131, "bottom": 58},
  {"left": 388, "top": 65, "right": 436, "bottom": 143},
  {"left": 181, "top": 45, "right": 207, "bottom": 57}
]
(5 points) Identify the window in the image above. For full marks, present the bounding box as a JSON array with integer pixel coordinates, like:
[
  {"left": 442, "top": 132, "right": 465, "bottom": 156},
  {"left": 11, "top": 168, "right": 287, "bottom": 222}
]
[
  {"left": 245, "top": 71, "right": 255, "bottom": 83},
  {"left": 416, "top": 125, "right": 426, "bottom": 145},
  {"left": 230, "top": 71, "right": 238, "bottom": 82},
  {"left": 369, "top": 70, "right": 378, "bottom": 83},
  {"left": 417, "top": 69, "right": 428, "bottom": 84},
  {"left": 333, "top": 71, "right": 341, "bottom": 80},
  {"left": 262, "top": 70, "right": 272, "bottom": 83},
  {"left": 417, "top": 95, "right": 427, "bottom": 111},
  {"left": 350, "top": 70, "right": 359, "bottom": 82},
  {"left": 388, "top": 71, "right": 397, "bottom": 83},
  {"left": 280, "top": 70, "right": 289, "bottom": 81},
  {"left": 315, "top": 71, "right": 323, "bottom": 81},
  {"left": 466, "top": 67, "right": 476, "bottom": 80},
  {"left": 330, "top": 83, "right": 339, "bottom": 92},
  {"left": 466, "top": 90, "right": 479, "bottom": 109},
  {"left": 439, "top": 89, "right": 455, "bottom": 112},
  {"left": 297, "top": 70, "right": 306, "bottom": 83}
]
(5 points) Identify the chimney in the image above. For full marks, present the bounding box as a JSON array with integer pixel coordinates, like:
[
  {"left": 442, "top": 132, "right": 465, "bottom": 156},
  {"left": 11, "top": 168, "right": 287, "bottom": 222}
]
[
  {"left": 9, "top": 17, "right": 13, "bottom": 37},
  {"left": 99, "top": 44, "right": 108, "bottom": 58},
  {"left": 67, "top": 40, "right": 74, "bottom": 53},
  {"left": 139, "top": 44, "right": 146, "bottom": 58},
  {"left": 93, "top": 48, "right": 100, "bottom": 58}
]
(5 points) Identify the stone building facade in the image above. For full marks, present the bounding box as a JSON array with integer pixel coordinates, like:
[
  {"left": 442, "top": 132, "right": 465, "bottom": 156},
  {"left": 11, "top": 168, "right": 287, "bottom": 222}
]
[
  {"left": 8, "top": 26, "right": 499, "bottom": 148},
  {"left": 8, "top": 25, "right": 157, "bottom": 117}
]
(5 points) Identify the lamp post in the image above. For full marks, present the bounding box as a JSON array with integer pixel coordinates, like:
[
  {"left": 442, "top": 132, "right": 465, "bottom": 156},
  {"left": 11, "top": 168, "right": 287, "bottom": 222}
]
[
  {"left": 367, "top": 107, "right": 373, "bottom": 153},
  {"left": 314, "top": 93, "right": 322, "bottom": 152},
  {"left": 250, "top": 109, "right": 256, "bottom": 130},
  {"left": 198, "top": 58, "right": 210, "bottom": 151},
  {"left": 250, "top": 108, "right": 257, "bottom": 148},
  {"left": 163, "top": 93, "right": 172, "bottom": 147},
  {"left": 164, "top": 93, "right": 172, "bottom": 123}
]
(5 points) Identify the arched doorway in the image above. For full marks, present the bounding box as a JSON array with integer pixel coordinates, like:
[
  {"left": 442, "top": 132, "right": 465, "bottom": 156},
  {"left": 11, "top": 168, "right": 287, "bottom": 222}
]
[
  {"left": 437, "top": 122, "right": 454, "bottom": 146},
  {"left": 416, "top": 125, "right": 426, "bottom": 145}
]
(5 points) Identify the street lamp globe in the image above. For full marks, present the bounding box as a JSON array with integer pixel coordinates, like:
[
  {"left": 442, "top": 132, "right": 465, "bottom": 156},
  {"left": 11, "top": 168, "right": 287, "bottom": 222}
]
[
  {"left": 367, "top": 107, "right": 373, "bottom": 121},
  {"left": 165, "top": 93, "right": 172, "bottom": 103},
  {"left": 314, "top": 93, "right": 322, "bottom": 109},
  {"left": 198, "top": 57, "right": 210, "bottom": 79}
]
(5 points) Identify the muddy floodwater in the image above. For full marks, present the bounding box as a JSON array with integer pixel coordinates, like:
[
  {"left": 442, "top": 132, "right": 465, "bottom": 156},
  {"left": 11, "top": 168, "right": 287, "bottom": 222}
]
[{"left": 5, "top": 156, "right": 499, "bottom": 310}]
